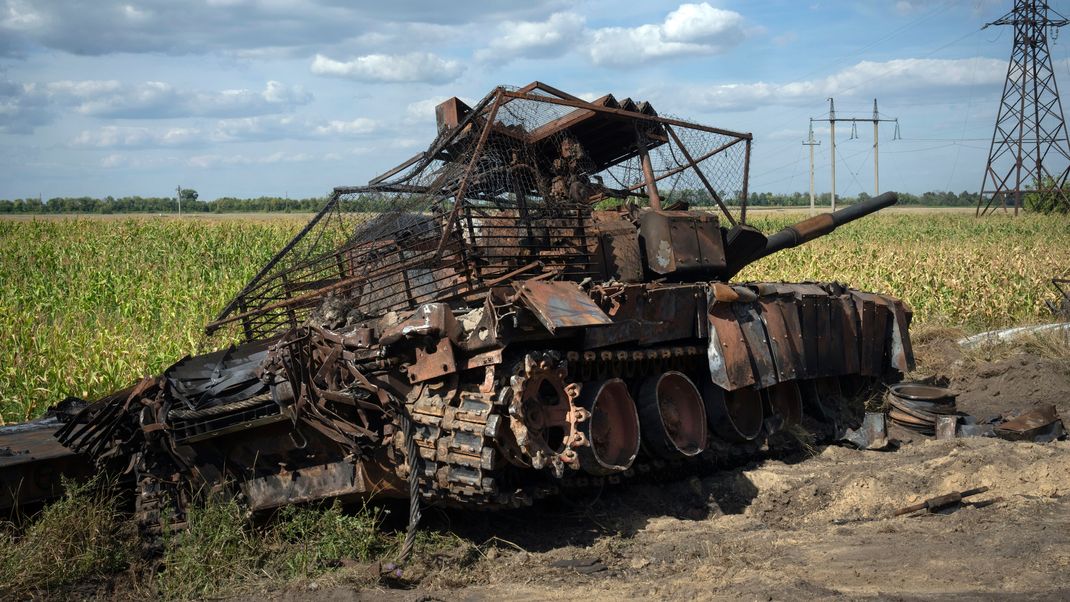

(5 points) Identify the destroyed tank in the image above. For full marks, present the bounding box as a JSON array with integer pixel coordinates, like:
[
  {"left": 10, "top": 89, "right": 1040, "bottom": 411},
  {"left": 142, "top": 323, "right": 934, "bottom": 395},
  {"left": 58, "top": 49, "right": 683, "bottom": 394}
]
[{"left": 5, "top": 83, "right": 915, "bottom": 532}]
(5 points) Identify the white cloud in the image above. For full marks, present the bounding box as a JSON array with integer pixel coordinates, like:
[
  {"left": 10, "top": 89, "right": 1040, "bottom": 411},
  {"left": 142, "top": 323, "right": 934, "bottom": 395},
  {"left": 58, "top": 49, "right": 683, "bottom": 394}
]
[
  {"left": 894, "top": 0, "right": 1005, "bottom": 16},
  {"left": 682, "top": 57, "right": 1006, "bottom": 111},
  {"left": 475, "top": 12, "right": 585, "bottom": 64},
  {"left": 71, "top": 115, "right": 380, "bottom": 148},
  {"left": 310, "top": 52, "right": 464, "bottom": 84},
  {"left": 72, "top": 126, "right": 203, "bottom": 148},
  {"left": 405, "top": 97, "right": 449, "bottom": 124},
  {"left": 0, "top": 1, "right": 570, "bottom": 56},
  {"left": 1, "top": 78, "right": 314, "bottom": 134},
  {"left": 587, "top": 2, "right": 747, "bottom": 67},
  {"left": 0, "top": 78, "right": 52, "bottom": 133},
  {"left": 403, "top": 96, "right": 475, "bottom": 125},
  {"left": 213, "top": 115, "right": 378, "bottom": 141},
  {"left": 187, "top": 151, "right": 317, "bottom": 169},
  {"left": 313, "top": 118, "right": 378, "bottom": 136},
  {"left": 97, "top": 152, "right": 171, "bottom": 169},
  {"left": 64, "top": 80, "right": 312, "bottom": 119}
]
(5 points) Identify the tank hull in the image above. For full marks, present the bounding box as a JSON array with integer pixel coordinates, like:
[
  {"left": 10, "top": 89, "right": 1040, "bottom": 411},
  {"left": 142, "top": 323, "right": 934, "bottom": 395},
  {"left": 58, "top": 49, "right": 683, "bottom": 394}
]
[{"left": 41, "top": 278, "right": 910, "bottom": 523}]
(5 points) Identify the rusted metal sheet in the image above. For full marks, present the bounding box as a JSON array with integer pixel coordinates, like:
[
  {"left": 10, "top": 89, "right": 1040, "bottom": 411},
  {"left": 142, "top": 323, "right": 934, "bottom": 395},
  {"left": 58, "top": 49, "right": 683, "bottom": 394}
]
[
  {"left": 836, "top": 296, "right": 862, "bottom": 375},
  {"left": 591, "top": 216, "right": 642, "bottom": 283},
  {"left": 814, "top": 293, "right": 837, "bottom": 377},
  {"left": 883, "top": 297, "right": 915, "bottom": 373},
  {"left": 639, "top": 210, "right": 726, "bottom": 276},
  {"left": 409, "top": 338, "right": 458, "bottom": 384},
  {"left": 242, "top": 460, "right": 369, "bottom": 512},
  {"left": 707, "top": 295, "right": 757, "bottom": 391},
  {"left": 757, "top": 295, "right": 801, "bottom": 382},
  {"left": 0, "top": 419, "right": 93, "bottom": 512},
  {"left": 582, "top": 283, "right": 704, "bottom": 348},
  {"left": 842, "top": 412, "right": 890, "bottom": 450},
  {"left": 995, "top": 404, "right": 1065, "bottom": 442},
  {"left": 514, "top": 280, "right": 613, "bottom": 334},
  {"left": 639, "top": 285, "right": 702, "bottom": 345},
  {"left": 733, "top": 302, "right": 778, "bottom": 388},
  {"left": 854, "top": 293, "right": 879, "bottom": 376}
]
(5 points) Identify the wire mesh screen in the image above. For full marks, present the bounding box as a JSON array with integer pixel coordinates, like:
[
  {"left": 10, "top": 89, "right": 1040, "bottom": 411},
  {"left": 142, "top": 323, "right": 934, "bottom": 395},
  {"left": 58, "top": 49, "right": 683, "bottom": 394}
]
[{"left": 208, "top": 84, "right": 751, "bottom": 343}]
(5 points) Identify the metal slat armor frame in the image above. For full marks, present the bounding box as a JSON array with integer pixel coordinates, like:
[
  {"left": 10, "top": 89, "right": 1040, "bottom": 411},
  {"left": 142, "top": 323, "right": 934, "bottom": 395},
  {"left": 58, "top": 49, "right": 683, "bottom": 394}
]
[{"left": 206, "top": 83, "right": 752, "bottom": 343}]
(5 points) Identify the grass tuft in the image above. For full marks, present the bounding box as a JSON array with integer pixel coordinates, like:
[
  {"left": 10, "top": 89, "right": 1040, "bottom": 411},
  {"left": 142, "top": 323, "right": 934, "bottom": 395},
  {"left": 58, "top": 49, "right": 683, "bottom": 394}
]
[
  {"left": 156, "top": 497, "right": 394, "bottom": 600},
  {"left": 0, "top": 475, "right": 136, "bottom": 599}
]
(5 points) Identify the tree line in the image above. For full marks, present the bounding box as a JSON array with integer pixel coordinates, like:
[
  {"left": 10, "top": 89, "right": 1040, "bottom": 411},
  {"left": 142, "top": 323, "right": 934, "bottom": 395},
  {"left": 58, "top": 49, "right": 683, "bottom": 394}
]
[
  {"left": 0, "top": 189, "right": 983, "bottom": 214},
  {"left": 685, "top": 189, "right": 980, "bottom": 207},
  {"left": 0, "top": 193, "right": 373, "bottom": 214}
]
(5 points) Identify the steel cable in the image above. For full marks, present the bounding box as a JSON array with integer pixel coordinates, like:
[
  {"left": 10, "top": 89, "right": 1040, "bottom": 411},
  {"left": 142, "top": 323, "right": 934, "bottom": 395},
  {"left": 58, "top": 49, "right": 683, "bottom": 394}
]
[{"left": 395, "top": 407, "right": 422, "bottom": 564}]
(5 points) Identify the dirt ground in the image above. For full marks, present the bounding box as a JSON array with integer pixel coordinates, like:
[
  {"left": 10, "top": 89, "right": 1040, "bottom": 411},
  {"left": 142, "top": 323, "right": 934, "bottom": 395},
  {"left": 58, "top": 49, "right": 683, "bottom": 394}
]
[{"left": 248, "top": 339, "right": 1070, "bottom": 602}]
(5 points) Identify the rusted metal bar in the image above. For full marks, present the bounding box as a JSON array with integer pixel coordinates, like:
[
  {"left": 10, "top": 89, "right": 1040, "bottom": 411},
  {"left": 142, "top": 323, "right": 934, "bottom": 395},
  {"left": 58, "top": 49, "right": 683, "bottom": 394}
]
[
  {"left": 624, "top": 137, "right": 746, "bottom": 196},
  {"left": 366, "top": 152, "right": 425, "bottom": 186},
  {"left": 207, "top": 243, "right": 463, "bottom": 331},
  {"left": 434, "top": 88, "right": 506, "bottom": 258},
  {"left": 741, "top": 139, "right": 752, "bottom": 224},
  {"left": 369, "top": 89, "right": 498, "bottom": 186},
  {"left": 516, "top": 80, "right": 584, "bottom": 101},
  {"left": 893, "top": 486, "right": 990, "bottom": 516},
  {"left": 635, "top": 126, "right": 662, "bottom": 210},
  {"left": 664, "top": 125, "right": 736, "bottom": 226},
  {"left": 209, "top": 190, "right": 342, "bottom": 332},
  {"left": 501, "top": 90, "right": 753, "bottom": 140}
]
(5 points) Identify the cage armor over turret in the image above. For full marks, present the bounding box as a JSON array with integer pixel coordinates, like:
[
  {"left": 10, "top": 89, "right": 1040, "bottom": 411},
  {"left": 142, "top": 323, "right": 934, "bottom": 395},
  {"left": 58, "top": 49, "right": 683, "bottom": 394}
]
[{"left": 41, "top": 82, "right": 913, "bottom": 528}]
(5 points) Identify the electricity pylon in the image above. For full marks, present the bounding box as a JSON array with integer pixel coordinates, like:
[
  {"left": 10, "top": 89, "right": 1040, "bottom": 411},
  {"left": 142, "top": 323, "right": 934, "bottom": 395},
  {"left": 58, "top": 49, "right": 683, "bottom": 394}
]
[{"left": 978, "top": 0, "right": 1070, "bottom": 215}]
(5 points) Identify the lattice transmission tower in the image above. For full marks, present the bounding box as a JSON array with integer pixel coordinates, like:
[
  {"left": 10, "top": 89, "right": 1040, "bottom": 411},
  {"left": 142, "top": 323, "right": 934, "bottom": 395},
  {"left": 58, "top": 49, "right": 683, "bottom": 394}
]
[{"left": 979, "top": 0, "right": 1070, "bottom": 215}]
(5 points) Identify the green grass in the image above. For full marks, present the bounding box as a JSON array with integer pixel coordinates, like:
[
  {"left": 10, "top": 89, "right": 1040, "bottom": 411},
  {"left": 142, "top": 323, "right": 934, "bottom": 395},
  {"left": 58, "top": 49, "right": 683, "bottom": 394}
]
[
  {"left": 0, "top": 476, "right": 136, "bottom": 598},
  {"left": 0, "top": 217, "right": 298, "bottom": 422},
  {"left": 0, "top": 478, "right": 397, "bottom": 601},
  {"left": 157, "top": 498, "right": 393, "bottom": 600},
  {"left": 1, "top": 212, "right": 1068, "bottom": 421}
]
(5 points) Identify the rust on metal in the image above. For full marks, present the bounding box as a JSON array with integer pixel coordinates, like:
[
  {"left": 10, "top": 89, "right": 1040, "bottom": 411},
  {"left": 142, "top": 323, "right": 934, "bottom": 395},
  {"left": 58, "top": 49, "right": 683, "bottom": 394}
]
[
  {"left": 514, "top": 280, "right": 614, "bottom": 333},
  {"left": 637, "top": 371, "right": 707, "bottom": 458},
  {"left": 0, "top": 81, "right": 919, "bottom": 529}
]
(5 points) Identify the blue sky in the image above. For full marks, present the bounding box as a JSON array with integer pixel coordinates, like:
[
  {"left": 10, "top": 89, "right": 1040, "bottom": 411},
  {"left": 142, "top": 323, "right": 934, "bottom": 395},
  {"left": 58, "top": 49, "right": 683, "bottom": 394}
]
[{"left": 0, "top": 0, "right": 1058, "bottom": 200}]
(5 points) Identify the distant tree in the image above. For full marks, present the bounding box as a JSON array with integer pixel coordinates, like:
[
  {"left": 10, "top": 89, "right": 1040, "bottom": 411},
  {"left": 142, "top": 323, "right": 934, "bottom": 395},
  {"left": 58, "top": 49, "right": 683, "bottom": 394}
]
[{"left": 179, "top": 188, "right": 199, "bottom": 205}]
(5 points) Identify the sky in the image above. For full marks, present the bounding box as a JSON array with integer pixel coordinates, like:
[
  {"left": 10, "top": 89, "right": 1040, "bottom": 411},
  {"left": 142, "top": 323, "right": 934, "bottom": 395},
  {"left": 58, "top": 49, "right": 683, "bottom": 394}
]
[{"left": 0, "top": 0, "right": 1061, "bottom": 200}]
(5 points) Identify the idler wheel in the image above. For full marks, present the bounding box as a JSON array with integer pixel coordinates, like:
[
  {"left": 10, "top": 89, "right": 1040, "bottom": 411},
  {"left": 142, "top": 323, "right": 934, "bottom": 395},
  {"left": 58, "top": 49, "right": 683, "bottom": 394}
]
[
  {"left": 637, "top": 371, "right": 707, "bottom": 458},
  {"left": 764, "top": 381, "right": 803, "bottom": 428},
  {"left": 575, "top": 379, "right": 641, "bottom": 476},
  {"left": 702, "top": 382, "right": 764, "bottom": 442}
]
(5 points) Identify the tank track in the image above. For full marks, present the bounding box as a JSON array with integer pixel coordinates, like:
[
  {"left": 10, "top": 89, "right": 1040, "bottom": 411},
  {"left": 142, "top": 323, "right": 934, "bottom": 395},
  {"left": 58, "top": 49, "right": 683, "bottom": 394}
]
[
  {"left": 400, "top": 342, "right": 867, "bottom": 510},
  {"left": 405, "top": 377, "right": 511, "bottom": 507},
  {"left": 133, "top": 452, "right": 187, "bottom": 556}
]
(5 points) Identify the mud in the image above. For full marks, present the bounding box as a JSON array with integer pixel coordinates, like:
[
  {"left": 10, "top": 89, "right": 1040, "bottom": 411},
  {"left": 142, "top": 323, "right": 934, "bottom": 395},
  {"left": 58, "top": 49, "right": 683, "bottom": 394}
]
[{"left": 235, "top": 348, "right": 1070, "bottom": 602}]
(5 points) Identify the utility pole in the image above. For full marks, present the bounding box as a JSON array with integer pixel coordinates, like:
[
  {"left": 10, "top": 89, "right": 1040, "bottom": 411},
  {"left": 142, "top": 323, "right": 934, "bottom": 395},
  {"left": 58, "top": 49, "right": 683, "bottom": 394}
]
[
  {"left": 803, "top": 120, "right": 821, "bottom": 214},
  {"left": 978, "top": 0, "right": 1070, "bottom": 215},
  {"left": 829, "top": 99, "right": 836, "bottom": 211},
  {"left": 176, "top": 185, "right": 182, "bottom": 217},
  {"left": 811, "top": 98, "right": 899, "bottom": 209},
  {"left": 873, "top": 99, "right": 880, "bottom": 195}
]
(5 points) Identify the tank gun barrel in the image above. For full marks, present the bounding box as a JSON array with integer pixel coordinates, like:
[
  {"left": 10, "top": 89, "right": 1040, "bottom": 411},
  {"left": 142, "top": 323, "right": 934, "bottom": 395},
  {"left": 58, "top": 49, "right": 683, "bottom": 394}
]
[{"left": 756, "top": 192, "right": 898, "bottom": 261}]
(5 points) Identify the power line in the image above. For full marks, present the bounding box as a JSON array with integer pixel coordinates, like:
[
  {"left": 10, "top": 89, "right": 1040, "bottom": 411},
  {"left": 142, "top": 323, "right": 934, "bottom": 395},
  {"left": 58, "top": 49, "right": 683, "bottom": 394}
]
[{"left": 811, "top": 98, "right": 899, "bottom": 210}]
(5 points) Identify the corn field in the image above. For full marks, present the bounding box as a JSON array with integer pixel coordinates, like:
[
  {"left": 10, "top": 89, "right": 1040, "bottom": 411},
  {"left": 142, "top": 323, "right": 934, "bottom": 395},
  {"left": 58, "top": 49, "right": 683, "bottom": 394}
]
[{"left": 1, "top": 212, "right": 1067, "bottom": 422}]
